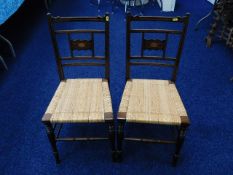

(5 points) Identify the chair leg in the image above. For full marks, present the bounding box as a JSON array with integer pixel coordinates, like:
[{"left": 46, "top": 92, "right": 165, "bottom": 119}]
[
  {"left": 43, "top": 122, "right": 60, "bottom": 164},
  {"left": 172, "top": 126, "right": 188, "bottom": 166},
  {"left": 116, "top": 120, "right": 125, "bottom": 162},
  {"left": 108, "top": 121, "right": 117, "bottom": 161}
]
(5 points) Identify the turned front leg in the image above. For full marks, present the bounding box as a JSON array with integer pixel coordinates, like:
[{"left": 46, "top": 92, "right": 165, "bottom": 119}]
[
  {"left": 173, "top": 125, "right": 188, "bottom": 166},
  {"left": 43, "top": 122, "right": 60, "bottom": 164}
]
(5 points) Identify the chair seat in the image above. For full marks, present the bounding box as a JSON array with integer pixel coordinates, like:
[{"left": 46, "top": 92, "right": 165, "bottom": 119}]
[
  {"left": 42, "top": 78, "right": 113, "bottom": 123},
  {"left": 118, "top": 79, "right": 189, "bottom": 125}
]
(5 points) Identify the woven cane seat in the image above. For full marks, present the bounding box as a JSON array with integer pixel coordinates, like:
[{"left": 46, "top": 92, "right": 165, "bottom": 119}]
[
  {"left": 42, "top": 78, "right": 113, "bottom": 123},
  {"left": 118, "top": 79, "right": 188, "bottom": 125}
]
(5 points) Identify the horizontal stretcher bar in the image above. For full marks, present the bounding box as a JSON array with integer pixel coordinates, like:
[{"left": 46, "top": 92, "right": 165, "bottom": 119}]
[
  {"left": 129, "top": 15, "right": 188, "bottom": 22},
  {"left": 51, "top": 16, "right": 106, "bottom": 22},
  {"left": 124, "top": 137, "right": 176, "bottom": 144}
]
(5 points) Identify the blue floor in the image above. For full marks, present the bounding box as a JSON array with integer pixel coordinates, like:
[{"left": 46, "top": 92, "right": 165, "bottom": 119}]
[{"left": 1, "top": 0, "right": 233, "bottom": 174}]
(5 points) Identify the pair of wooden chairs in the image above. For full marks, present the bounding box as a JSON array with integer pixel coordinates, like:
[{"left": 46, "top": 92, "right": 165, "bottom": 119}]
[{"left": 42, "top": 12, "right": 190, "bottom": 166}]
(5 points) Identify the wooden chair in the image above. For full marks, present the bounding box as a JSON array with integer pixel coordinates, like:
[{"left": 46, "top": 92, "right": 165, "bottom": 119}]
[
  {"left": 42, "top": 13, "right": 115, "bottom": 163},
  {"left": 117, "top": 13, "right": 190, "bottom": 166}
]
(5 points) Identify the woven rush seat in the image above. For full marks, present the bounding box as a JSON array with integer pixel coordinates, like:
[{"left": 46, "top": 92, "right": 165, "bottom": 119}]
[
  {"left": 118, "top": 79, "right": 188, "bottom": 125},
  {"left": 42, "top": 78, "right": 112, "bottom": 123}
]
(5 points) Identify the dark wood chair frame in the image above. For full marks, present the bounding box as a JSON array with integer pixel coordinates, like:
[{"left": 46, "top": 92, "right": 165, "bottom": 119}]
[
  {"left": 117, "top": 12, "right": 190, "bottom": 166},
  {"left": 42, "top": 13, "right": 115, "bottom": 163}
]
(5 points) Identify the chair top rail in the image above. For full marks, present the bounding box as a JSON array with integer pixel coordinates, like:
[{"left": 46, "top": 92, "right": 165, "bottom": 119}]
[
  {"left": 49, "top": 15, "right": 107, "bottom": 23},
  {"left": 129, "top": 14, "right": 190, "bottom": 23}
]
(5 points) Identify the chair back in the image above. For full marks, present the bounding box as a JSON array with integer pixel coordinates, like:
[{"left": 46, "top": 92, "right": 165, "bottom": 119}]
[
  {"left": 48, "top": 13, "right": 110, "bottom": 80},
  {"left": 126, "top": 13, "right": 190, "bottom": 82}
]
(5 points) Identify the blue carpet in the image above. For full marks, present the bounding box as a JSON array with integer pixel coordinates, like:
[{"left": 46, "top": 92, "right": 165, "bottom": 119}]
[{"left": 0, "top": 0, "right": 233, "bottom": 174}]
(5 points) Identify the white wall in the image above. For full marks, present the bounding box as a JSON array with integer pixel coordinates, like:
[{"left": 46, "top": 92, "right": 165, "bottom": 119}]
[
  {"left": 207, "top": 0, "right": 215, "bottom": 4},
  {"left": 157, "top": 0, "right": 176, "bottom": 12}
]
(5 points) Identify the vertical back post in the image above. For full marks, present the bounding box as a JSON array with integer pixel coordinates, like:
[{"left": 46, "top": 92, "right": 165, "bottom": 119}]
[
  {"left": 126, "top": 12, "right": 131, "bottom": 80},
  {"left": 105, "top": 13, "right": 110, "bottom": 80},
  {"left": 171, "top": 13, "right": 190, "bottom": 82},
  {"left": 47, "top": 13, "right": 65, "bottom": 80}
]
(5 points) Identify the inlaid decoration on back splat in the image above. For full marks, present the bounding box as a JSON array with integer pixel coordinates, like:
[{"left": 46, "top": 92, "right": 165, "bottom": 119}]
[
  {"left": 70, "top": 39, "right": 94, "bottom": 51},
  {"left": 142, "top": 39, "right": 166, "bottom": 51}
]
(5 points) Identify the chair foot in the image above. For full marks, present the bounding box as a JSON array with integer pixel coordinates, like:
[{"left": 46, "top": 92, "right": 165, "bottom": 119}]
[
  {"left": 55, "top": 153, "right": 61, "bottom": 164},
  {"left": 114, "top": 151, "right": 123, "bottom": 162},
  {"left": 112, "top": 151, "right": 119, "bottom": 162},
  {"left": 172, "top": 154, "right": 179, "bottom": 166}
]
